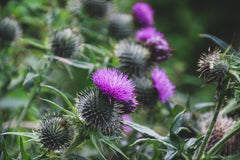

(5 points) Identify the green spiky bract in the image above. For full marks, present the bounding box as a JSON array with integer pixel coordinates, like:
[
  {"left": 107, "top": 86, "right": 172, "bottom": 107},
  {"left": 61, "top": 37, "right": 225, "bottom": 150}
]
[
  {"left": 51, "top": 29, "right": 80, "bottom": 58},
  {"left": 77, "top": 87, "right": 122, "bottom": 136},
  {"left": 108, "top": 13, "right": 133, "bottom": 40},
  {"left": 133, "top": 76, "right": 158, "bottom": 108},
  {"left": 38, "top": 114, "right": 74, "bottom": 151},
  {"left": 115, "top": 40, "right": 152, "bottom": 76}
]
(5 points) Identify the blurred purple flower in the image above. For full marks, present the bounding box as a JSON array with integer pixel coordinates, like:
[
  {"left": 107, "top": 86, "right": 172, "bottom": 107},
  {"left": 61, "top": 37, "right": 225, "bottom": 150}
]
[
  {"left": 132, "top": 2, "right": 154, "bottom": 27},
  {"left": 92, "top": 68, "right": 136, "bottom": 104},
  {"left": 136, "top": 27, "right": 162, "bottom": 41},
  {"left": 152, "top": 67, "right": 175, "bottom": 103},
  {"left": 146, "top": 35, "right": 172, "bottom": 62},
  {"left": 121, "top": 114, "right": 133, "bottom": 133}
]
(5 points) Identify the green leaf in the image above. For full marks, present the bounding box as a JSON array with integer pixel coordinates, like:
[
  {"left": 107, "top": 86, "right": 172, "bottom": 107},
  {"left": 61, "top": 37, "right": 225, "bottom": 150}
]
[
  {"left": 229, "top": 69, "right": 240, "bottom": 83},
  {"left": 199, "top": 34, "right": 236, "bottom": 55},
  {"left": 47, "top": 56, "right": 94, "bottom": 70},
  {"left": 99, "top": 138, "right": 129, "bottom": 160},
  {"left": 192, "top": 102, "right": 214, "bottom": 111},
  {"left": 41, "top": 85, "right": 75, "bottom": 112},
  {"left": 170, "top": 111, "right": 184, "bottom": 136},
  {"left": 164, "top": 148, "right": 178, "bottom": 160},
  {"left": 122, "top": 120, "right": 175, "bottom": 149},
  {"left": 91, "top": 134, "right": 107, "bottom": 160},
  {"left": 0, "top": 132, "right": 39, "bottom": 141},
  {"left": 23, "top": 72, "right": 39, "bottom": 86},
  {"left": 0, "top": 138, "right": 12, "bottom": 160},
  {"left": 131, "top": 138, "right": 162, "bottom": 146},
  {"left": 40, "top": 98, "right": 75, "bottom": 116},
  {"left": 19, "top": 38, "right": 50, "bottom": 50},
  {"left": 20, "top": 137, "right": 31, "bottom": 160}
]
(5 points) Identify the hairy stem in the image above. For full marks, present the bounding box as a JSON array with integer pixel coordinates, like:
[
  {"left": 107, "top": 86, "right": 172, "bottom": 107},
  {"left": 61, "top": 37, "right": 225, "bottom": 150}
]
[{"left": 195, "top": 94, "right": 224, "bottom": 160}]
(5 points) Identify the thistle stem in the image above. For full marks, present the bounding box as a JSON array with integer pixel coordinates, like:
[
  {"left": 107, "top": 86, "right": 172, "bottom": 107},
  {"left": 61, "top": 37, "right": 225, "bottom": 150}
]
[
  {"left": 195, "top": 94, "right": 224, "bottom": 160},
  {"left": 207, "top": 120, "right": 240, "bottom": 155},
  {"left": 15, "top": 58, "right": 54, "bottom": 130}
]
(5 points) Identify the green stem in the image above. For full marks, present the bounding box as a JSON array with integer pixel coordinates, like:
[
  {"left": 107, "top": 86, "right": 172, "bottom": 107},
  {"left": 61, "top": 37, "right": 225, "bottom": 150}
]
[
  {"left": 195, "top": 94, "right": 224, "bottom": 160},
  {"left": 15, "top": 58, "right": 54, "bottom": 130},
  {"left": 207, "top": 120, "right": 240, "bottom": 155},
  {"left": 16, "top": 85, "right": 40, "bottom": 130}
]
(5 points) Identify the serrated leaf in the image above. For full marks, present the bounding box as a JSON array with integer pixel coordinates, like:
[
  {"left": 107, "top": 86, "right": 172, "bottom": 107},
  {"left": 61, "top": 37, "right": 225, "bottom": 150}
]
[
  {"left": 131, "top": 138, "right": 162, "bottom": 146},
  {"left": 20, "top": 137, "right": 31, "bottom": 160},
  {"left": 122, "top": 120, "right": 175, "bottom": 149},
  {"left": 99, "top": 138, "right": 129, "bottom": 160},
  {"left": 199, "top": 34, "right": 236, "bottom": 55},
  {"left": 41, "top": 85, "right": 75, "bottom": 111},
  {"left": 0, "top": 132, "right": 39, "bottom": 141}
]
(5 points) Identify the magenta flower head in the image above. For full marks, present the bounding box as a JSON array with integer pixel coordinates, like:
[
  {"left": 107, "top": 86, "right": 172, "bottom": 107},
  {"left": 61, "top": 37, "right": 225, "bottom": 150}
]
[
  {"left": 92, "top": 68, "right": 136, "bottom": 104},
  {"left": 146, "top": 35, "right": 172, "bottom": 62},
  {"left": 136, "top": 27, "right": 161, "bottom": 42},
  {"left": 132, "top": 2, "right": 154, "bottom": 27},
  {"left": 121, "top": 114, "right": 133, "bottom": 133},
  {"left": 152, "top": 67, "right": 175, "bottom": 104}
]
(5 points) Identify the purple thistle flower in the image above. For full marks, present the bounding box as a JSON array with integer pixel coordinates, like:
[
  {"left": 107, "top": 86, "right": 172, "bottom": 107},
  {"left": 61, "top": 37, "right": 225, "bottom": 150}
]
[
  {"left": 136, "top": 27, "right": 162, "bottom": 41},
  {"left": 121, "top": 114, "right": 133, "bottom": 133},
  {"left": 92, "top": 68, "right": 136, "bottom": 104},
  {"left": 132, "top": 2, "right": 154, "bottom": 27},
  {"left": 146, "top": 35, "right": 172, "bottom": 62},
  {"left": 152, "top": 67, "right": 175, "bottom": 104}
]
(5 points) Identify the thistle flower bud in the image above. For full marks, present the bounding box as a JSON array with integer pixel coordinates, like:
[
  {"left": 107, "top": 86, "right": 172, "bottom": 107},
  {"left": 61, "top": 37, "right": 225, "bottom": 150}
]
[
  {"left": 108, "top": 13, "right": 134, "bottom": 40},
  {"left": 146, "top": 35, "right": 172, "bottom": 63},
  {"left": 0, "top": 17, "right": 22, "bottom": 44},
  {"left": 115, "top": 40, "right": 152, "bottom": 76},
  {"left": 132, "top": 2, "right": 154, "bottom": 27},
  {"left": 77, "top": 87, "right": 122, "bottom": 136},
  {"left": 133, "top": 76, "right": 158, "bottom": 108},
  {"left": 38, "top": 114, "right": 74, "bottom": 151},
  {"left": 83, "top": 0, "right": 108, "bottom": 18},
  {"left": 201, "top": 115, "right": 240, "bottom": 156},
  {"left": 51, "top": 28, "right": 80, "bottom": 58},
  {"left": 198, "top": 49, "right": 229, "bottom": 84}
]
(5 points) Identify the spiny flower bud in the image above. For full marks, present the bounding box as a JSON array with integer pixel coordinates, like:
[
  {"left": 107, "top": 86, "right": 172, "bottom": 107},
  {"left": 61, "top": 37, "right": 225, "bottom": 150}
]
[
  {"left": 198, "top": 49, "right": 229, "bottom": 84},
  {"left": 0, "top": 17, "right": 22, "bottom": 44},
  {"left": 51, "top": 28, "right": 80, "bottom": 58},
  {"left": 201, "top": 115, "right": 240, "bottom": 156},
  {"left": 38, "top": 114, "right": 74, "bottom": 151},
  {"left": 115, "top": 40, "right": 152, "bottom": 76},
  {"left": 133, "top": 76, "right": 158, "bottom": 108},
  {"left": 77, "top": 87, "right": 122, "bottom": 136},
  {"left": 108, "top": 13, "right": 134, "bottom": 40},
  {"left": 83, "top": 0, "right": 108, "bottom": 18}
]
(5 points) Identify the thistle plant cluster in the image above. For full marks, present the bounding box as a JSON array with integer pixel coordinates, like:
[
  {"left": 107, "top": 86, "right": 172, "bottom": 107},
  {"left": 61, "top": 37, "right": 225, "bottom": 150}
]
[
  {"left": 1, "top": 1, "right": 240, "bottom": 160},
  {"left": 115, "top": 2, "right": 175, "bottom": 108}
]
